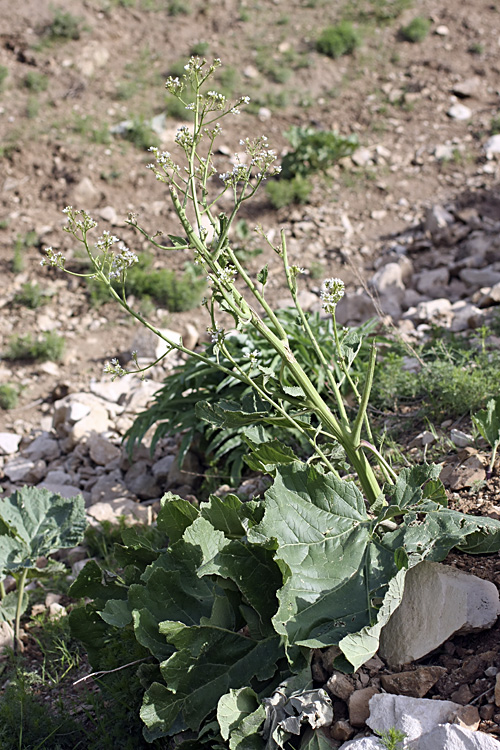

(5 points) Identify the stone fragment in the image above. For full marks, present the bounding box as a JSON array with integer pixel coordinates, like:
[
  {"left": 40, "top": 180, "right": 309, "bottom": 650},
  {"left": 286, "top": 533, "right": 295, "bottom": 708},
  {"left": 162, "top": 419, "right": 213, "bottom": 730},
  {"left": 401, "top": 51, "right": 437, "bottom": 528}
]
[
  {"left": 484, "top": 134, "right": 500, "bottom": 156},
  {"left": 72, "top": 177, "right": 100, "bottom": 208},
  {"left": 131, "top": 327, "right": 182, "bottom": 360},
  {"left": 450, "top": 683, "right": 474, "bottom": 705},
  {"left": 380, "top": 666, "right": 446, "bottom": 698},
  {"left": 90, "top": 473, "right": 132, "bottom": 504},
  {"left": 379, "top": 562, "right": 500, "bottom": 666},
  {"left": 98, "top": 206, "right": 117, "bottom": 224},
  {"left": 4, "top": 456, "right": 46, "bottom": 483},
  {"left": 348, "top": 687, "right": 379, "bottom": 728},
  {"left": 460, "top": 267, "right": 500, "bottom": 288},
  {"left": 151, "top": 454, "right": 175, "bottom": 480},
  {"left": 450, "top": 429, "right": 474, "bottom": 448},
  {"left": 351, "top": 147, "right": 372, "bottom": 167},
  {"left": 424, "top": 205, "right": 454, "bottom": 235},
  {"left": 70, "top": 406, "right": 110, "bottom": 446},
  {"left": 448, "top": 103, "right": 472, "bottom": 120},
  {"left": 87, "top": 498, "right": 151, "bottom": 525},
  {"left": 453, "top": 705, "right": 480, "bottom": 731},
  {"left": 89, "top": 377, "right": 131, "bottom": 403},
  {"left": 495, "top": 673, "right": 500, "bottom": 707},
  {"left": 330, "top": 719, "right": 355, "bottom": 742},
  {"left": 326, "top": 671, "right": 356, "bottom": 701},
  {"left": 181, "top": 323, "right": 199, "bottom": 351},
  {"left": 435, "top": 24, "right": 449, "bottom": 35},
  {"left": 24, "top": 433, "right": 60, "bottom": 461},
  {"left": 416, "top": 298, "right": 453, "bottom": 324},
  {"left": 450, "top": 301, "right": 483, "bottom": 332},
  {"left": 0, "top": 432, "right": 21, "bottom": 455},
  {"left": 89, "top": 434, "right": 121, "bottom": 466},
  {"left": 440, "top": 454, "right": 486, "bottom": 490},
  {"left": 124, "top": 460, "right": 160, "bottom": 499},
  {"left": 0, "top": 621, "right": 14, "bottom": 658},
  {"left": 452, "top": 77, "right": 482, "bottom": 98},
  {"left": 336, "top": 290, "right": 377, "bottom": 325},
  {"left": 167, "top": 450, "right": 201, "bottom": 489},
  {"left": 42, "top": 470, "right": 72, "bottom": 485},
  {"left": 415, "top": 267, "right": 449, "bottom": 295}
]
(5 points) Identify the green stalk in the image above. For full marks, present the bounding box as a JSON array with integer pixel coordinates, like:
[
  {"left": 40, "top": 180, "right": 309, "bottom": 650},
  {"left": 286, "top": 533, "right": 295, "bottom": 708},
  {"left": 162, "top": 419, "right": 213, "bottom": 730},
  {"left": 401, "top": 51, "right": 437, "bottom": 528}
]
[
  {"left": 0, "top": 579, "right": 5, "bottom": 600},
  {"left": 14, "top": 568, "right": 28, "bottom": 654}
]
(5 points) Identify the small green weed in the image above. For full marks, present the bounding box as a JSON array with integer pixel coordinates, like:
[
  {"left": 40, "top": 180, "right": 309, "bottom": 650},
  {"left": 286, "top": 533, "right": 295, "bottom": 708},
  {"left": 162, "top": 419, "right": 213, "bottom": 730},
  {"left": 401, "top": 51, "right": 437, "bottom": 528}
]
[
  {"left": 23, "top": 71, "right": 49, "bottom": 92},
  {"left": 13, "top": 281, "right": 51, "bottom": 309},
  {"left": 190, "top": 41, "right": 209, "bottom": 56},
  {"left": 399, "top": 16, "right": 430, "bottom": 42},
  {"left": 26, "top": 96, "right": 40, "bottom": 119},
  {"left": 72, "top": 114, "right": 111, "bottom": 144},
  {"left": 490, "top": 114, "right": 500, "bottom": 135},
  {"left": 0, "top": 65, "right": 8, "bottom": 93},
  {"left": 120, "top": 117, "right": 159, "bottom": 150},
  {"left": 316, "top": 22, "right": 361, "bottom": 59},
  {"left": 42, "top": 8, "right": 83, "bottom": 43},
  {"left": 0, "top": 384, "right": 19, "bottom": 410},
  {"left": 281, "top": 125, "right": 359, "bottom": 178},
  {"left": 266, "top": 175, "right": 312, "bottom": 208},
  {"left": 4, "top": 331, "right": 65, "bottom": 362},
  {"left": 168, "top": 0, "right": 190, "bottom": 14},
  {"left": 375, "top": 727, "right": 407, "bottom": 749},
  {"left": 343, "top": 0, "right": 412, "bottom": 24},
  {"left": 12, "top": 231, "right": 38, "bottom": 273},
  {"left": 468, "top": 41, "right": 484, "bottom": 55}
]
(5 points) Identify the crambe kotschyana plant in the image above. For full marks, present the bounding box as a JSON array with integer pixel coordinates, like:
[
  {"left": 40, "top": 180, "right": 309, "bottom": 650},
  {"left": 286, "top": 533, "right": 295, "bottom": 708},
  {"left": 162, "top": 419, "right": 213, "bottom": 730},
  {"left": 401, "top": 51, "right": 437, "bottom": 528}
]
[{"left": 45, "top": 58, "right": 500, "bottom": 748}]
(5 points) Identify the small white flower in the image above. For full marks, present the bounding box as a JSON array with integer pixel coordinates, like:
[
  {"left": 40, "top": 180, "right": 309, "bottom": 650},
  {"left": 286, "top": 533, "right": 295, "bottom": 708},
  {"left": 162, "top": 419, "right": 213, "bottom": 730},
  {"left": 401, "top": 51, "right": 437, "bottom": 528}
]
[{"left": 320, "top": 277, "right": 345, "bottom": 313}]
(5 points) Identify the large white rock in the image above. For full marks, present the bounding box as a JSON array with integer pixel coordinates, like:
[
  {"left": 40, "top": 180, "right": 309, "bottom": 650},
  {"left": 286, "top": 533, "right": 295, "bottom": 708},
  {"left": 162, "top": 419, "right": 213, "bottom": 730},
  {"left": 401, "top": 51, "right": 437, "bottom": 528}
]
[
  {"left": 339, "top": 739, "right": 383, "bottom": 749},
  {"left": 366, "top": 694, "right": 463, "bottom": 741},
  {"left": 411, "top": 723, "right": 500, "bottom": 749},
  {"left": 379, "top": 562, "right": 500, "bottom": 666},
  {"left": 484, "top": 134, "right": 500, "bottom": 156}
]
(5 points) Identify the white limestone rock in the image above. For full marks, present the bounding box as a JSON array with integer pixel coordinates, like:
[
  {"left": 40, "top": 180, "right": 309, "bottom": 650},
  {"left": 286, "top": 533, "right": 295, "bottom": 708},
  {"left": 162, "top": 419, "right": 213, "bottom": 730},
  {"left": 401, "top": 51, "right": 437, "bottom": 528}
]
[
  {"left": 0, "top": 432, "right": 21, "bottom": 455},
  {"left": 379, "top": 562, "right": 500, "bottom": 667}
]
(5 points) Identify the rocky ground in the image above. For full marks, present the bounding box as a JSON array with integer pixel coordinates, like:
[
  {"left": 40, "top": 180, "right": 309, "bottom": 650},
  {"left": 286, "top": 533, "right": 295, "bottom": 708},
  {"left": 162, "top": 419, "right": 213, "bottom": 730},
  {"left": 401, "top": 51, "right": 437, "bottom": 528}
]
[{"left": 1, "top": 0, "right": 500, "bottom": 746}]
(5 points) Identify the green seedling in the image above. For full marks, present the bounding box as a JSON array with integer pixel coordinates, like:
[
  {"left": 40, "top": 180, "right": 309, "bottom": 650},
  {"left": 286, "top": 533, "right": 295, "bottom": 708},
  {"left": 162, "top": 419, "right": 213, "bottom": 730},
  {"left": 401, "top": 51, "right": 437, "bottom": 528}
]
[
  {"left": 0, "top": 384, "right": 18, "bottom": 410},
  {"left": 376, "top": 727, "right": 407, "bottom": 749},
  {"left": 473, "top": 397, "right": 500, "bottom": 476}
]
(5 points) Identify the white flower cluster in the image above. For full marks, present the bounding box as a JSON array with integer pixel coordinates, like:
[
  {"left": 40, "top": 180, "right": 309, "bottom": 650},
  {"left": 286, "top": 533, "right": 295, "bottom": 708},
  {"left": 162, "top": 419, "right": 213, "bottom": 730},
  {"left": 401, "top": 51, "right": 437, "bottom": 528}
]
[
  {"left": 109, "top": 245, "right": 139, "bottom": 279},
  {"left": 236, "top": 135, "right": 282, "bottom": 181},
  {"left": 165, "top": 76, "right": 183, "bottom": 95},
  {"left": 62, "top": 205, "right": 97, "bottom": 234},
  {"left": 205, "top": 90, "right": 227, "bottom": 111},
  {"left": 175, "top": 125, "right": 194, "bottom": 149},
  {"left": 320, "top": 277, "right": 345, "bottom": 313},
  {"left": 96, "top": 230, "right": 120, "bottom": 251},
  {"left": 103, "top": 357, "right": 127, "bottom": 380},
  {"left": 219, "top": 163, "right": 250, "bottom": 186},
  {"left": 40, "top": 247, "right": 66, "bottom": 269}
]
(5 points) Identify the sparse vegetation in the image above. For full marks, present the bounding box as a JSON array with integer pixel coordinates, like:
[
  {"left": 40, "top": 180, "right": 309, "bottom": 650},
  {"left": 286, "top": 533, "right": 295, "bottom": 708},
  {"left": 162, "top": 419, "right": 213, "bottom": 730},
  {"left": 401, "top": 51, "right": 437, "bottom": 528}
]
[
  {"left": 42, "top": 8, "right": 83, "bottom": 43},
  {"left": 4, "top": 331, "right": 65, "bottom": 362},
  {"left": 266, "top": 174, "right": 313, "bottom": 208},
  {"left": 0, "top": 65, "right": 8, "bottom": 93},
  {"left": 399, "top": 16, "right": 431, "bottom": 42},
  {"left": 0, "top": 384, "right": 19, "bottom": 410},
  {"left": 13, "top": 281, "right": 51, "bottom": 309},
  {"left": 316, "top": 21, "right": 361, "bottom": 58},
  {"left": 23, "top": 71, "right": 49, "bottom": 92}
]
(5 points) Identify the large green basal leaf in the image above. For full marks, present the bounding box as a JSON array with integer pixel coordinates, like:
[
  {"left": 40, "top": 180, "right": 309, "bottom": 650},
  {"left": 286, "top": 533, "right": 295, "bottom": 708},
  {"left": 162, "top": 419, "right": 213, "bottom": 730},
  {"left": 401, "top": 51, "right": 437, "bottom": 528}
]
[
  {"left": 141, "top": 622, "right": 282, "bottom": 740},
  {"left": 0, "top": 487, "right": 86, "bottom": 573},
  {"left": 248, "top": 463, "right": 395, "bottom": 657}
]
